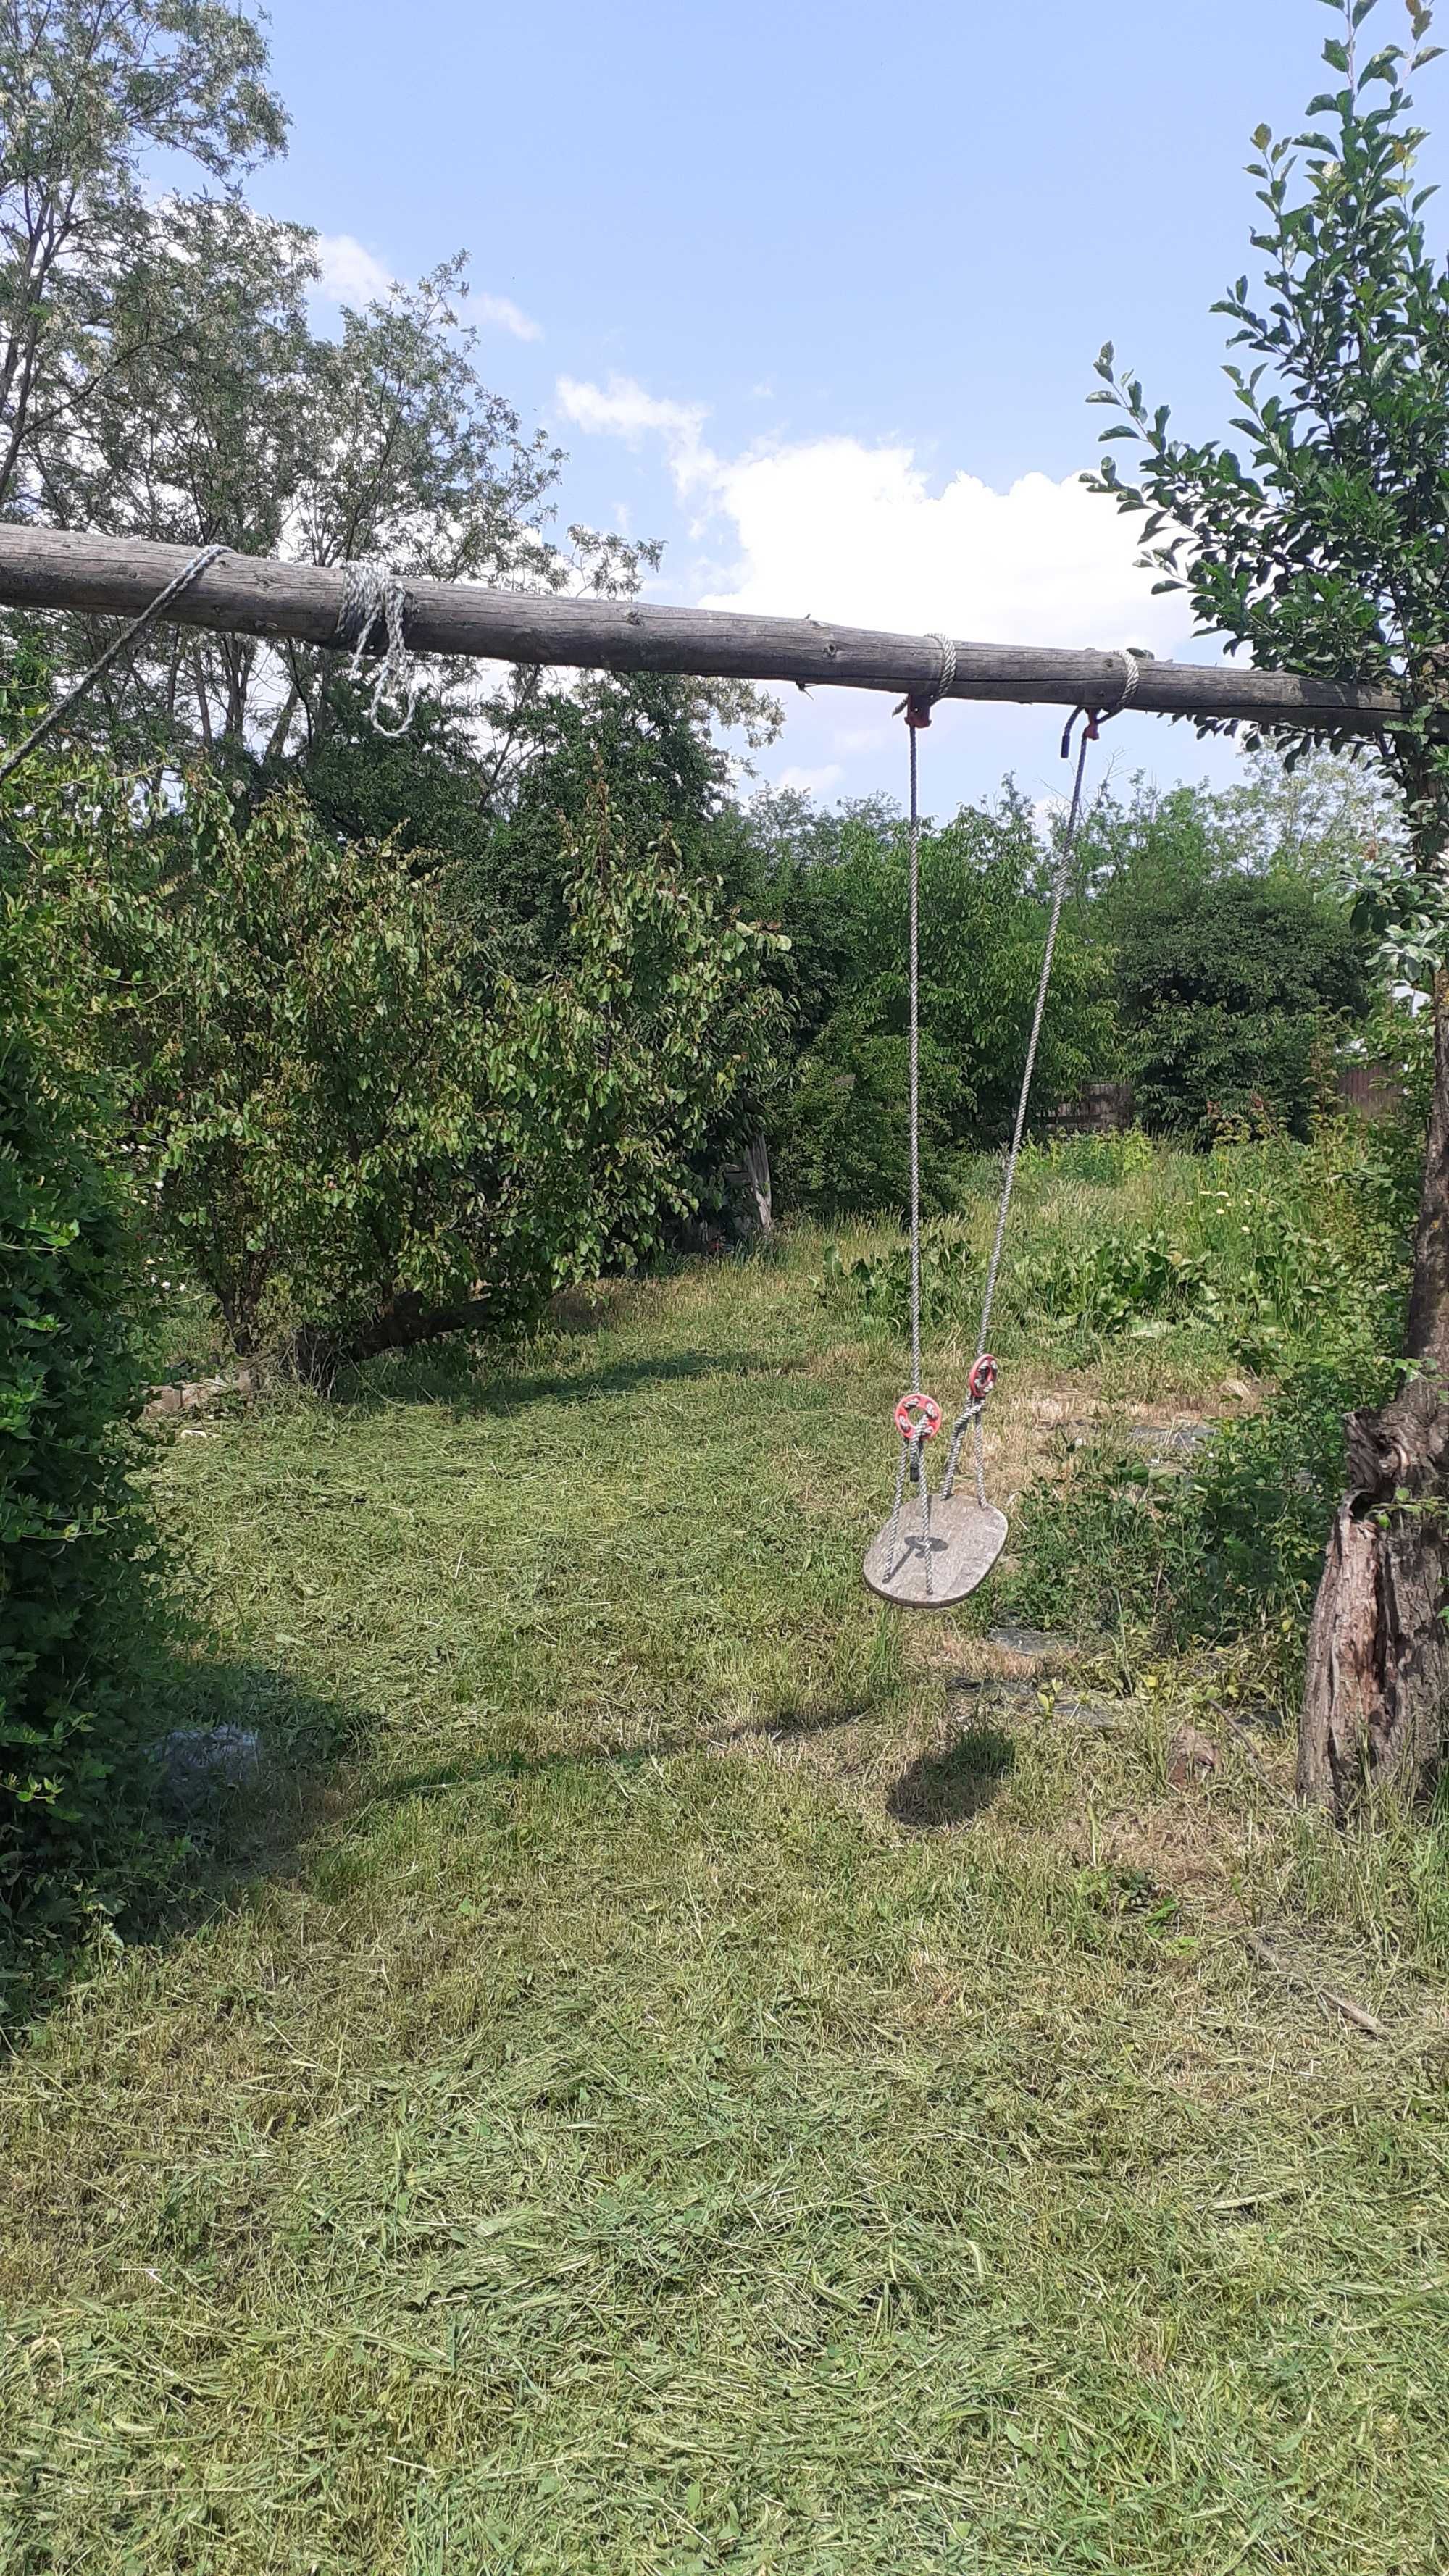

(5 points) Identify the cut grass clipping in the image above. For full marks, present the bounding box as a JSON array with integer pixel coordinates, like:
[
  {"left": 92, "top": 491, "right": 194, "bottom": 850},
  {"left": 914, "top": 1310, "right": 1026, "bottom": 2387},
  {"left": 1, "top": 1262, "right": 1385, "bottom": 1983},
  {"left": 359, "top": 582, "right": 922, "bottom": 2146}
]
[{"left": 4, "top": 1149, "right": 1449, "bottom": 2574}]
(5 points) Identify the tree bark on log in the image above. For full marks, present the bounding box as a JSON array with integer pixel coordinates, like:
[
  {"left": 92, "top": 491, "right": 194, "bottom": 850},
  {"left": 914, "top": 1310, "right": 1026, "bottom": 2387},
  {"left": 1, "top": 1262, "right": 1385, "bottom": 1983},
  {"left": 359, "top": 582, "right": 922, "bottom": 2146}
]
[{"left": 1298, "top": 972, "right": 1449, "bottom": 1815}]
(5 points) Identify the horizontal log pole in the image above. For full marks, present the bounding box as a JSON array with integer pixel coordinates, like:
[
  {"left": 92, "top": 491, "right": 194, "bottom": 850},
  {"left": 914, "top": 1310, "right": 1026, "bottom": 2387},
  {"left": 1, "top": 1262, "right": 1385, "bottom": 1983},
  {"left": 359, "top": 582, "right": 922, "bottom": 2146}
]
[{"left": 0, "top": 524, "right": 1414, "bottom": 737}]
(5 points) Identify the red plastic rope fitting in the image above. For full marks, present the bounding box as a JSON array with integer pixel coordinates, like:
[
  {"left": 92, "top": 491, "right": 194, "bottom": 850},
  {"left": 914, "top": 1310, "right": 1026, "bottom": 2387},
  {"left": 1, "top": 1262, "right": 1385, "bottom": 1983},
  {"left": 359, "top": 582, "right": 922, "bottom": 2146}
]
[
  {"left": 894, "top": 1392, "right": 942, "bottom": 1442},
  {"left": 969, "top": 1355, "right": 999, "bottom": 1405}
]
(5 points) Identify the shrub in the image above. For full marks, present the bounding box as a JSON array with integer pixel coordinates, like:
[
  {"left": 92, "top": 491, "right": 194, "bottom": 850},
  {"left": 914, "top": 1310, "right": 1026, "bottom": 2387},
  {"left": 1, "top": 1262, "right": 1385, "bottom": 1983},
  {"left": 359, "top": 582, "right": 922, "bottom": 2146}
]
[
  {"left": 1004, "top": 1358, "right": 1395, "bottom": 1689},
  {"left": 53, "top": 769, "right": 785, "bottom": 1370},
  {"left": 0, "top": 839, "right": 162, "bottom": 1925},
  {"left": 773, "top": 1026, "right": 961, "bottom": 1220}
]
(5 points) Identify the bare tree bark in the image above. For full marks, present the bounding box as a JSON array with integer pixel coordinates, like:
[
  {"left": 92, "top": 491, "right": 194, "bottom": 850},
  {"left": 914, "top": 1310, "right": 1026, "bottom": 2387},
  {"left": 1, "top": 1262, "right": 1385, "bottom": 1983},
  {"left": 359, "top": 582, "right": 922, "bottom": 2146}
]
[{"left": 1298, "top": 971, "right": 1449, "bottom": 1815}]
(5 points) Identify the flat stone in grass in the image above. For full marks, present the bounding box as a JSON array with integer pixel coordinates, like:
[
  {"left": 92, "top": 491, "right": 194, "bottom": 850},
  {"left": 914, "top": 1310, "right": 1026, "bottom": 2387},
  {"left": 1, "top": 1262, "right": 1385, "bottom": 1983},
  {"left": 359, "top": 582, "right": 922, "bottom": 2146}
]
[
  {"left": 948, "top": 1673, "right": 1040, "bottom": 1711},
  {"left": 1130, "top": 1421, "right": 1217, "bottom": 1462},
  {"left": 985, "top": 1623, "right": 1077, "bottom": 1664},
  {"left": 1051, "top": 1693, "right": 1123, "bottom": 1731},
  {"left": 156, "top": 1724, "right": 264, "bottom": 1809},
  {"left": 950, "top": 1676, "right": 1123, "bottom": 1729}
]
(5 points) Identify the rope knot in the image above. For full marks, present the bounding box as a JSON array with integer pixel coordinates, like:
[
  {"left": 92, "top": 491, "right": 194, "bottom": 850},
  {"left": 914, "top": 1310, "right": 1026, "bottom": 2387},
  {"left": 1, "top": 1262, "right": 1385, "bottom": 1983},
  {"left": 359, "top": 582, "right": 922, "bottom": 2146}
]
[
  {"left": 898, "top": 632, "right": 958, "bottom": 729},
  {"left": 335, "top": 559, "right": 419, "bottom": 739}
]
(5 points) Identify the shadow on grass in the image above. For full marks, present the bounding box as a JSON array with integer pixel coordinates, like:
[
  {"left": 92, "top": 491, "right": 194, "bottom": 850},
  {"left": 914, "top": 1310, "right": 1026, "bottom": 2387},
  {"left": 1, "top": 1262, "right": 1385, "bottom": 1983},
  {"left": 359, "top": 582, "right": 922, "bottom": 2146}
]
[
  {"left": 335, "top": 1344, "right": 795, "bottom": 1418},
  {"left": 352, "top": 1699, "right": 874, "bottom": 1816},
  {"left": 888, "top": 1727, "right": 1016, "bottom": 1830},
  {"left": 1, "top": 1673, "right": 872, "bottom": 2038},
  {"left": 0, "top": 1657, "right": 380, "bottom": 2042}
]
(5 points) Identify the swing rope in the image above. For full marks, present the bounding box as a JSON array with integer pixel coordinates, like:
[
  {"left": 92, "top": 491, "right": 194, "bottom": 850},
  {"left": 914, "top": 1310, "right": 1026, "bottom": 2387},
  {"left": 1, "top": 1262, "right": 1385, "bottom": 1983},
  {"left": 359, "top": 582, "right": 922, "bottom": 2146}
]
[
  {"left": 0, "top": 543, "right": 229, "bottom": 791},
  {"left": 898, "top": 652, "right": 1137, "bottom": 1518}
]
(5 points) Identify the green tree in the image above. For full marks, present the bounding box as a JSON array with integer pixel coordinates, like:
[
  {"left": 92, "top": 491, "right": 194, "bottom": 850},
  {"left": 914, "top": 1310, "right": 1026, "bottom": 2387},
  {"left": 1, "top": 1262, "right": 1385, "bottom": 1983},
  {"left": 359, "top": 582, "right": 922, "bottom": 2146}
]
[
  {"left": 1089, "top": 0, "right": 1449, "bottom": 1812},
  {"left": 1116, "top": 870, "right": 1369, "bottom": 1138},
  {"left": 50, "top": 769, "right": 785, "bottom": 1373},
  {"left": 0, "top": 1, "right": 285, "bottom": 514},
  {"left": 0, "top": 6, "right": 652, "bottom": 767},
  {"left": 767, "top": 798, "right": 1116, "bottom": 1215}
]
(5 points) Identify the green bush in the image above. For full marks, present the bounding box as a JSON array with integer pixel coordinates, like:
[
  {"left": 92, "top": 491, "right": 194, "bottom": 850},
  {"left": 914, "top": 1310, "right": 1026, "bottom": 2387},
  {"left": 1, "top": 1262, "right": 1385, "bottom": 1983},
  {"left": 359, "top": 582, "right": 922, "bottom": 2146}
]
[
  {"left": 772, "top": 1026, "right": 960, "bottom": 1219},
  {"left": 1004, "top": 1359, "right": 1393, "bottom": 1686},
  {"left": 51, "top": 769, "right": 785, "bottom": 1370},
  {"left": 0, "top": 846, "right": 162, "bottom": 1925}
]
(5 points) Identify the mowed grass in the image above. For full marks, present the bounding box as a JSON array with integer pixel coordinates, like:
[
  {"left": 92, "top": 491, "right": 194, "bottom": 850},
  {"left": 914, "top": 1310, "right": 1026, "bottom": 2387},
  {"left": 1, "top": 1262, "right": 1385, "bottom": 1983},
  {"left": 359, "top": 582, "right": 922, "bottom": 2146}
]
[{"left": 4, "top": 1216, "right": 1449, "bottom": 2575}]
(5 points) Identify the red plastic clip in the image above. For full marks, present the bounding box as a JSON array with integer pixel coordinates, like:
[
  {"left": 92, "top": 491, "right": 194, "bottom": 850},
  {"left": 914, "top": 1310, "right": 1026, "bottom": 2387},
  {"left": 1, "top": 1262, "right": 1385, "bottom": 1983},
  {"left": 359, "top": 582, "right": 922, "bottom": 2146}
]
[
  {"left": 969, "top": 1355, "right": 998, "bottom": 1405},
  {"left": 894, "top": 1392, "right": 943, "bottom": 1442}
]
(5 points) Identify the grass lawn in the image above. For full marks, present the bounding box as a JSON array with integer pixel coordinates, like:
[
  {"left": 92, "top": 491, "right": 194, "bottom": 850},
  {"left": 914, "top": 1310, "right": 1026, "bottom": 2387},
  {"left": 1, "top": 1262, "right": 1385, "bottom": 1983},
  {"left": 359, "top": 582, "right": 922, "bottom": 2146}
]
[{"left": 4, "top": 1202, "right": 1449, "bottom": 2574}]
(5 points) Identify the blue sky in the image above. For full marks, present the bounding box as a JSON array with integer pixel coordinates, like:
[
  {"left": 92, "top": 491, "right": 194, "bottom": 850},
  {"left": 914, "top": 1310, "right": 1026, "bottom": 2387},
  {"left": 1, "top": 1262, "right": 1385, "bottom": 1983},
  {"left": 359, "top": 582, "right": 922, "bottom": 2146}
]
[{"left": 249, "top": 0, "right": 1445, "bottom": 816}]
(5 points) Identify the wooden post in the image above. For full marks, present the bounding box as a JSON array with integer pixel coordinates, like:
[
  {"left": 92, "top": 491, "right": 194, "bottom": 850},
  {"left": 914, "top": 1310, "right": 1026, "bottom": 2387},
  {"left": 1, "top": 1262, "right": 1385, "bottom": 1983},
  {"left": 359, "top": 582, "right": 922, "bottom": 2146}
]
[{"left": 0, "top": 524, "right": 1418, "bottom": 737}]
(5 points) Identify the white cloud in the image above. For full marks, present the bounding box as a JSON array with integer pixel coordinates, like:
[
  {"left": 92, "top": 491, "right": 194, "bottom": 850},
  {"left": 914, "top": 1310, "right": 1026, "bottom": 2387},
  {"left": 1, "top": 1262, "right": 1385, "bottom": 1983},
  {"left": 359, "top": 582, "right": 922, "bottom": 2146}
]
[
  {"left": 314, "top": 233, "right": 396, "bottom": 305},
  {"left": 556, "top": 374, "right": 709, "bottom": 476},
  {"left": 777, "top": 762, "right": 845, "bottom": 796},
  {"left": 474, "top": 290, "right": 543, "bottom": 342},
  {"left": 557, "top": 375, "right": 1192, "bottom": 659}
]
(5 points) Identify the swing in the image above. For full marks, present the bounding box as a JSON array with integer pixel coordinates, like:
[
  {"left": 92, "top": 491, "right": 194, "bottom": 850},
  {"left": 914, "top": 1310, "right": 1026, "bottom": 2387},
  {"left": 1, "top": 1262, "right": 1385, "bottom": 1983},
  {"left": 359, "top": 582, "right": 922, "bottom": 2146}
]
[{"left": 864, "top": 656, "right": 1120, "bottom": 1611}]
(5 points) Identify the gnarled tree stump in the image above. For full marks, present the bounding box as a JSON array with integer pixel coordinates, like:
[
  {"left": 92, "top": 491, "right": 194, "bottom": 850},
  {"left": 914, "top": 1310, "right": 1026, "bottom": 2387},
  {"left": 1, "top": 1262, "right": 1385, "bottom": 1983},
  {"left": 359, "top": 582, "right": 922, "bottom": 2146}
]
[{"left": 1298, "top": 972, "right": 1449, "bottom": 1818}]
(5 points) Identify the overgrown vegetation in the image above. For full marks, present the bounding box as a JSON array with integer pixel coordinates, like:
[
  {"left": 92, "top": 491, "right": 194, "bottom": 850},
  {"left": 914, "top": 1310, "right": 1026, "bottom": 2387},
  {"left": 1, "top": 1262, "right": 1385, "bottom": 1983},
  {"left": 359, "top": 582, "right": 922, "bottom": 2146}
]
[
  {"left": 0, "top": 821, "right": 162, "bottom": 1932},
  {"left": 1090, "top": 0, "right": 1449, "bottom": 1810}
]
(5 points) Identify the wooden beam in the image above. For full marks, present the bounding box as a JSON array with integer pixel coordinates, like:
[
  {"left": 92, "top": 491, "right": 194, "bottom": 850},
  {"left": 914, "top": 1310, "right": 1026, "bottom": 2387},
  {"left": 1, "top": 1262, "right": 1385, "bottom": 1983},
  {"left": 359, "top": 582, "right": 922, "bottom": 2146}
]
[{"left": 0, "top": 524, "right": 1411, "bottom": 737}]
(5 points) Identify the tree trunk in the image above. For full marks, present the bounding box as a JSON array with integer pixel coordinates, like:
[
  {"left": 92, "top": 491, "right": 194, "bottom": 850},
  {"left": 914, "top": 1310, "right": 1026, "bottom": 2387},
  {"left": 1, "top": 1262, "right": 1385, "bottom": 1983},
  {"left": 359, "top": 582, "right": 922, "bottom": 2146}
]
[
  {"left": 719, "top": 1134, "right": 773, "bottom": 1239},
  {"left": 1298, "top": 971, "right": 1449, "bottom": 1815},
  {"left": 288, "top": 1288, "right": 506, "bottom": 1388}
]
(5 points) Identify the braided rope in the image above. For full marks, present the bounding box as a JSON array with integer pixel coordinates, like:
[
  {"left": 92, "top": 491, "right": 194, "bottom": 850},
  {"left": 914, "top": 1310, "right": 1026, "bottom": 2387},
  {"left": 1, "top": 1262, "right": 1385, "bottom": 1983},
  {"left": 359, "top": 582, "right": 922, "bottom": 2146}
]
[
  {"left": 906, "top": 719, "right": 924, "bottom": 1402},
  {"left": 0, "top": 543, "right": 228, "bottom": 790},
  {"left": 943, "top": 715, "right": 1097, "bottom": 1501},
  {"left": 337, "top": 559, "right": 419, "bottom": 738},
  {"left": 926, "top": 631, "right": 958, "bottom": 701}
]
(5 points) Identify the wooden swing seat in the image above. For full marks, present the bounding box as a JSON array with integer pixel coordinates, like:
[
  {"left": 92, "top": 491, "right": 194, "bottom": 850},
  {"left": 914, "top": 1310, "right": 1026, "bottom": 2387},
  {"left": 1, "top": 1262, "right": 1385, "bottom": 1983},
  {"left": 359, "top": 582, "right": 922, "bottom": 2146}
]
[{"left": 862, "top": 1495, "right": 1008, "bottom": 1610}]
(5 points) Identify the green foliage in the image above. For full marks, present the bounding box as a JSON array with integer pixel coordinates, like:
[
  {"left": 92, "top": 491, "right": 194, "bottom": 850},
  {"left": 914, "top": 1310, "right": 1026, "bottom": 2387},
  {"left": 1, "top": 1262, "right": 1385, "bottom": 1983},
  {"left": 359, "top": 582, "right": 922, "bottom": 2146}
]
[
  {"left": 817, "top": 1123, "right": 1413, "bottom": 1375},
  {"left": 1006, "top": 1359, "right": 1393, "bottom": 1681},
  {"left": 811, "top": 1225, "right": 979, "bottom": 1334},
  {"left": 1013, "top": 1128, "right": 1156, "bottom": 1187},
  {"left": 772, "top": 1024, "right": 960, "bottom": 1219},
  {"left": 1003, "top": 1117, "right": 1420, "bottom": 1672},
  {"left": 765, "top": 798, "right": 1116, "bottom": 1216},
  {"left": 47, "top": 769, "right": 784, "bottom": 1366},
  {"left": 1115, "top": 871, "right": 1369, "bottom": 1137},
  {"left": 1027, "top": 1128, "right": 1408, "bottom": 1364},
  {"left": 1089, "top": 0, "right": 1449, "bottom": 869},
  {"left": 1012, "top": 1229, "right": 1218, "bottom": 1342},
  {"left": 477, "top": 672, "right": 780, "bottom": 960},
  {"left": 1076, "top": 756, "right": 1397, "bottom": 926},
  {"left": 0, "top": 824, "right": 161, "bottom": 1923},
  {"left": 0, "top": 1, "right": 286, "bottom": 529}
]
